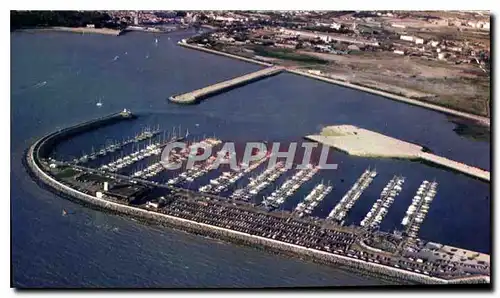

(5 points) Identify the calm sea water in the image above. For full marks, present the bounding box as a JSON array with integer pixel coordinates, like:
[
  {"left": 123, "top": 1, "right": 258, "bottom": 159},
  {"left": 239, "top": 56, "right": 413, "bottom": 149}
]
[{"left": 11, "top": 29, "right": 490, "bottom": 288}]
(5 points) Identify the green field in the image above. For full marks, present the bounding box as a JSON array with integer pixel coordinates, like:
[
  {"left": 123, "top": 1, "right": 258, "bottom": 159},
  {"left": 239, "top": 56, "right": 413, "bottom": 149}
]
[{"left": 251, "top": 46, "right": 329, "bottom": 65}]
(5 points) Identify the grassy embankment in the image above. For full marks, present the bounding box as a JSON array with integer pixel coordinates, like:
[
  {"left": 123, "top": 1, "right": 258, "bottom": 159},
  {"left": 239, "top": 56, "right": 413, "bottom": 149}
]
[
  {"left": 405, "top": 76, "right": 490, "bottom": 117},
  {"left": 250, "top": 46, "right": 329, "bottom": 65}
]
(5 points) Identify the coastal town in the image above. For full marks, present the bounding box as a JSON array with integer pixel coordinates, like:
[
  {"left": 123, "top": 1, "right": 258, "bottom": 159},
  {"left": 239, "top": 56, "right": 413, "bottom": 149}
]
[
  {"left": 105, "top": 10, "right": 490, "bottom": 72},
  {"left": 181, "top": 10, "right": 491, "bottom": 118},
  {"left": 11, "top": 10, "right": 491, "bottom": 117},
  {"left": 106, "top": 10, "right": 492, "bottom": 118}
]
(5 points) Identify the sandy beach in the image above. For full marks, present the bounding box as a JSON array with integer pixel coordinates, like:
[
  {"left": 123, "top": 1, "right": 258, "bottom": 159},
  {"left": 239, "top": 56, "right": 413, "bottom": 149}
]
[{"left": 22, "top": 26, "right": 122, "bottom": 36}]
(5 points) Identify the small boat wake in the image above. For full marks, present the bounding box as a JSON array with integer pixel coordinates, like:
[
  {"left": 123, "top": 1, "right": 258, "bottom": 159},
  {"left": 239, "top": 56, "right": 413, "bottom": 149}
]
[
  {"left": 84, "top": 219, "right": 120, "bottom": 232},
  {"left": 62, "top": 209, "right": 76, "bottom": 216},
  {"left": 33, "top": 81, "right": 47, "bottom": 89}
]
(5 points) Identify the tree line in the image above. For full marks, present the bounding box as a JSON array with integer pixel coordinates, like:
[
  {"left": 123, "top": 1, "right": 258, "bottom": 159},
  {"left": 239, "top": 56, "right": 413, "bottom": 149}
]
[{"left": 11, "top": 11, "right": 122, "bottom": 30}]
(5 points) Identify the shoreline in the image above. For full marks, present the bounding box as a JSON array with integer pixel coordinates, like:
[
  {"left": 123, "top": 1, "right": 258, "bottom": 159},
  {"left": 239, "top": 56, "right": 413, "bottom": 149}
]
[
  {"left": 178, "top": 42, "right": 490, "bottom": 127},
  {"left": 288, "top": 69, "right": 490, "bottom": 126},
  {"left": 18, "top": 26, "right": 123, "bottom": 36},
  {"left": 14, "top": 27, "right": 490, "bottom": 126},
  {"left": 178, "top": 41, "right": 273, "bottom": 67},
  {"left": 24, "top": 111, "right": 490, "bottom": 286}
]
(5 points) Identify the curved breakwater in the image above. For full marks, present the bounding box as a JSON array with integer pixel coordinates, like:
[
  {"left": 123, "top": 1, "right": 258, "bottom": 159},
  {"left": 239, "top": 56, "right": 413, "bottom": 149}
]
[
  {"left": 24, "top": 111, "right": 490, "bottom": 285},
  {"left": 34, "top": 110, "right": 136, "bottom": 158}
]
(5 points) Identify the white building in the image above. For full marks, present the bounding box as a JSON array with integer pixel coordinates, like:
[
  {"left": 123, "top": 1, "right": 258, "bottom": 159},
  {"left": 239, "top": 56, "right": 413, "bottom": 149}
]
[
  {"left": 414, "top": 38, "right": 424, "bottom": 45},
  {"left": 392, "top": 23, "right": 406, "bottom": 29},
  {"left": 280, "top": 28, "right": 379, "bottom": 47},
  {"left": 315, "top": 45, "right": 330, "bottom": 51},
  {"left": 330, "top": 22, "right": 342, "bottom": 30},
  {"left": 347, "top": 44, "right": 360, "bottom": 51},
  {"left": 213, "top": 16, "right": 246, "bottom": 22},
  {"left": 318, "top": 35, "right": 331, "bottom": 42},
  {"left": 146, "top": 201, "right": 160, "bottom": 209},
  {"left": 400, "top": 35, "right": 414, "bottom": 42},
  {"left": 219, "top": 36, "right": 235, "bottom": 42},
  {"left": 308, "top": 70, "right": 322, "bottom": 75},
  {"left": 468, "top": 21, "right": 478, "bottom": 28},
  {"left": 134, "top": 11, "right": 139, "bottom": 25},
  {"left": 400, "top": 35, "right": 425, "bottom": 45}
]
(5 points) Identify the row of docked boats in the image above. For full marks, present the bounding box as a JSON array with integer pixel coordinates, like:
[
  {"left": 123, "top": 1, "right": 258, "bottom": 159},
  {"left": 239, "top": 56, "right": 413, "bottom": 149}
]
[
  {"left": 199, "top": 154, "right": 270, "bottom": 194},
  {"left": 133, "top": 125, "right": 161, "bottom": 142},
  {"left": 402, "top": 180, "right": 438, "bottom": 238},
  {"left": 132, "top": 158, "right": 165, "bottom": 179},
  {"left": 162, "top": 138, "right": 222, "bottom": 170},
  {"left": 168, "top": 156, "right": 218, "bottom": 185},
  {"left": 100, "top": 142, "right": 162, "bottom": 172},
  {"left": 230, "top": 161, "right": 288, "bottom": 201},
  {"left": 327, "top": 168, "right": 377, "bottom": 224},
  {"left": 262, "top": 164, "right": 320, "bottom": 209},
  {"left": 71, "top": 126, "right": 165, "bottom": 165},
  {"left": 199, "top": 171, "right": 242, "bottom": 194},
  {"left": 360, "top": 175, "right": 405, "bottom": 229},
  {"left": 294, "top": 182, "right": 333, "bottom": 218},
  {"left": 126, "top": 137, "right": 221, "bottom": 181}
]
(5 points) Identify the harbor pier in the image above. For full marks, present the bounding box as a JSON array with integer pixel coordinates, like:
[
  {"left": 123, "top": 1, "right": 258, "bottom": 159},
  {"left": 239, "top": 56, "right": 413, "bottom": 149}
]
[
  {"left": 169, "top": 66, "right": 285, "bottom": 104},
  {"left": 419, "top": 152, "right": 490, "bottom": 182}
]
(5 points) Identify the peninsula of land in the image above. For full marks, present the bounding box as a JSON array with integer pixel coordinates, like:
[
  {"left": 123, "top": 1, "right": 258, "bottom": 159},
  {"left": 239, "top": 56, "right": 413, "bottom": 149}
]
[{"left": 305, "top": 125, "right": 490, "bottom": 182}]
